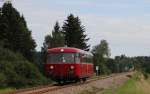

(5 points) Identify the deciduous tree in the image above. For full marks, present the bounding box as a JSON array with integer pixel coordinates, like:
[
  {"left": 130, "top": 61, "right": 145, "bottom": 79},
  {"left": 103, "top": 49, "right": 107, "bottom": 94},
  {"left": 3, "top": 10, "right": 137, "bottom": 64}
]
[{"left": 92, "top": 40, "right": 111, "bottom": 74}]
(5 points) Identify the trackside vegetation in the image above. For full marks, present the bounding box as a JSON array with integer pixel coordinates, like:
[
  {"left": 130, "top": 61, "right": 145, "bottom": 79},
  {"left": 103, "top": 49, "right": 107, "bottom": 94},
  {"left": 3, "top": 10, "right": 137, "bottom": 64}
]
[
  {"left": 0, "top": 3, "right": 36, "bottom": 62},
  {"left": 0, "top": 88, "right": 15, "bottom": 94},
  {"left": 79, "top": 73, "right": 150, "bottom": 94},
  {"left": 0, "top": 2, "right": 50, "bottom": 90},
  {"left": 0, "top": 47, "right": 49, "bottom": 88},
  {"left": 102, "top": 73, "right": 150, "bottom": 94}
]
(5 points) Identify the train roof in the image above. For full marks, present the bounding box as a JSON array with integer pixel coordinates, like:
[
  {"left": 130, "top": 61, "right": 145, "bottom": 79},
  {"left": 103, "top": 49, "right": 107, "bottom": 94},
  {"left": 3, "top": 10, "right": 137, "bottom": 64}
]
[{"left": 47, "top": 47, "right": 93, "bottom": 56}]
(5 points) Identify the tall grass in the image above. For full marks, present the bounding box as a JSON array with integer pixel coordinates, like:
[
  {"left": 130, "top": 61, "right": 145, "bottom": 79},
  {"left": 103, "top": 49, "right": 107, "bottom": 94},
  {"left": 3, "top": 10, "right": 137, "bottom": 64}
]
[
  {"left": 103, "top": 73, "right": 150, "bottom": 94},
  {"left": 0, "top": 88, "right": 15, "bottom": 94}
]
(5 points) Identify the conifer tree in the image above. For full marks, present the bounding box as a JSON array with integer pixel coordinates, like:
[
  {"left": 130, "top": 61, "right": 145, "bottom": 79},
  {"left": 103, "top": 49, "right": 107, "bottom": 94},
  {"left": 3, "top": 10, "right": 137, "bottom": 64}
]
[
  {"left": 0, "top": 3, "right": 36, "bottom": 61},
  {"left": 41, "top": 21, "right": 65, "bottom": 62},
  {"left": 62, "top": 14, "right": 90, "bottom": 51},
  {"left": 0, "top": 7, "right": 9, "bottom": 47},
  {"left": 43, "top": 21, "right": 65, "bottom": 49},
  {"left": 51, "top": 21, "right": 65, "bottom": 48}
]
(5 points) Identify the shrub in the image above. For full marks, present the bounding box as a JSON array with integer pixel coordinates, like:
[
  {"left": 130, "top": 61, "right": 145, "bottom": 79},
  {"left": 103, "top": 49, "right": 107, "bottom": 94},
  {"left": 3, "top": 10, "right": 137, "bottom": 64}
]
[
  {"left": 0, "top": 73, "right": 7, "bottom": 88},
  {"left": 0, "top": 47, "right": 48, "bottom": 88}
]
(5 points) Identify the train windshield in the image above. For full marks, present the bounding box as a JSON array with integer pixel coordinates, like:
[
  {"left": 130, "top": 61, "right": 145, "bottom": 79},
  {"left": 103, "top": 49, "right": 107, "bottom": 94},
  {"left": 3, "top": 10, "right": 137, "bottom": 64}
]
[{"left": 47, "top": 53, "right": 78, "bottom": 63}]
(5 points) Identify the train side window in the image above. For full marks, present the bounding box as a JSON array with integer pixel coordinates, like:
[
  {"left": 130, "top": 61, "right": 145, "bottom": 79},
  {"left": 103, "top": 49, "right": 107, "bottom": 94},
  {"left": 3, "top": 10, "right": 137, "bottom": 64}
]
[
  {"left": 47, "top": 54, "right": 62, "bottom": 63},
  {"left": 89, "top": 57, "right": 93, "bottom": 63},
  {"left": 82, "top": 54, "right": 87, "bottom": 63},
  {"left": 86, "top": 55, "right": 93, "bottom": 63},
  {"left": 75, "top": 53, "right": 80, "bottom": 63}
]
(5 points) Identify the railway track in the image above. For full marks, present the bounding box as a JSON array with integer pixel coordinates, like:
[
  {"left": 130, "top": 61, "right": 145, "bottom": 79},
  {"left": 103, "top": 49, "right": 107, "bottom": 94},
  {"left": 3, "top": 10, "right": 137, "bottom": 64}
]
[{"left": 3, "top": 72, "right": 132, "bottom": 94}]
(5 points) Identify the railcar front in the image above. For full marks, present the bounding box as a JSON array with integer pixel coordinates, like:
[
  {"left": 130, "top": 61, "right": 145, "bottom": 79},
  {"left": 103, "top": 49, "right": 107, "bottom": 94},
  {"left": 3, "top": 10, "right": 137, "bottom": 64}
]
[{"left": 45, "top": 48, "right": 81, "bottom": 83}]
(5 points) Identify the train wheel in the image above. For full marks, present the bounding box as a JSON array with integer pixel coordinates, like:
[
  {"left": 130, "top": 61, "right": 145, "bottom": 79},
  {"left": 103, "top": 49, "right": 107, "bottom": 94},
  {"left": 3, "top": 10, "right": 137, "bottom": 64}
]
[
  {"left": 58, "top": 81, "right": 61, "bottom": 84},
  {"left": 58, "top": 80, "right": 64, "bottom": 85},
  {"left": 74, "top": 79, "right": 79, "bottom": 83},
  {"left": 63, "top": 80, "right": 66, "bottom": 84},
  {"left": 82, "top": 78, "right": 87, "bottom": 82}
]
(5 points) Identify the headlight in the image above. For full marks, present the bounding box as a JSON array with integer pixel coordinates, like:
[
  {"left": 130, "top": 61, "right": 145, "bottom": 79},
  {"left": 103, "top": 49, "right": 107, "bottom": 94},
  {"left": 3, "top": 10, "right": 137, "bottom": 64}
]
[
  {"left": 70, "top": 66, "right": 74, "bottom": 70},
  {"left": 50, "top": 66, "right": 54, "bottom": 69}
]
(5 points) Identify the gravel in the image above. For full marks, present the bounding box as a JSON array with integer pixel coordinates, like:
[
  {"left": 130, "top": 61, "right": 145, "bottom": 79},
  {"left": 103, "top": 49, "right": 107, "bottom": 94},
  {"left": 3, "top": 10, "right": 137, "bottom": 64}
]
[{"left": 44, "top": 72, "right": 133, "bottom": 94}]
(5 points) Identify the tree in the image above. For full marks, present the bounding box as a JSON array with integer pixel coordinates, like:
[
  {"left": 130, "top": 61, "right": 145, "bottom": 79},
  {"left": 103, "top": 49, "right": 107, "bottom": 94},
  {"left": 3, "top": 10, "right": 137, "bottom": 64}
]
[
  {"left": 51, "top": 21, "right": 65, "bottom": 48},
  {"left": 92, "top": 40, "right": 110, "bottom": 65},
  {"left": 0, "top": 7, "right": 9, "bottom": 48},
  {"left": 41, "top": 21, "right": 65, "bottom": 62},
  {"left": 0, "top": 47, "right": 48, "bottom": 88},
  {"left": 62, "top": 14, "right": 90, "bottom": 51},
  {"left": 92, "top": 40, "right": 111, "bottom": 74},
  {"left": 0, "top": 3, "right": 36, "bottom": 61},
  {"left": 114, "top": 55, "right": 133, "bottom": 72},
  {"left": 92, "top": 40, "right": 110, "bottom": 60},
  {"left": 43, "top": 21, "right": 65, "bottom": 49}
]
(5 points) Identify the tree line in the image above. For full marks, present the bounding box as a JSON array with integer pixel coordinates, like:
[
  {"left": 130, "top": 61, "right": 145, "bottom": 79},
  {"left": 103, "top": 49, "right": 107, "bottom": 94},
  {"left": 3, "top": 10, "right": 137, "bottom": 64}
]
[
  {"left": 0, "top": 3, "right": 36, "bottom": 62},
  {"left": 0, "top": 2, "right": 48, "bottom": 88}
]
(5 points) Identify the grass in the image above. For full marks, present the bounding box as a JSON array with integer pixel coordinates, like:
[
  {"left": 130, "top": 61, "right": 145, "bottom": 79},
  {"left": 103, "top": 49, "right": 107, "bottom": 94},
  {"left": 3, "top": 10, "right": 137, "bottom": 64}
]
[
  {"left": 0, "top": 88, "right": 15, "bottom": 94},
  {"left": 79, "top": 72, "right": 150, "bottom": 94},
  {"left": 102, "top": 73, "right": 150, "bottom": 94}
]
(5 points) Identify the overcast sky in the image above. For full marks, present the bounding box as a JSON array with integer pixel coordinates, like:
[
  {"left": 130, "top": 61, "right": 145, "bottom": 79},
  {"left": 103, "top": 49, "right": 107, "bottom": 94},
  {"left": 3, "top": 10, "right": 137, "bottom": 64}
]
[{"left": 1, "top": 0, "right": 150, "bottom": 57}]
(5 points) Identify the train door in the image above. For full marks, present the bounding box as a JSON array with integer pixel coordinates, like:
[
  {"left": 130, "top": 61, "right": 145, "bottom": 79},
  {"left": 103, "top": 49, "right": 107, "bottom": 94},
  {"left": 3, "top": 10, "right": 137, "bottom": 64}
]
[
  {"left": 81, "top": 54, "right": 87, "bottom": 78},
  {"left": 80, "top": 53, "right": 83, "bottom": 78}
]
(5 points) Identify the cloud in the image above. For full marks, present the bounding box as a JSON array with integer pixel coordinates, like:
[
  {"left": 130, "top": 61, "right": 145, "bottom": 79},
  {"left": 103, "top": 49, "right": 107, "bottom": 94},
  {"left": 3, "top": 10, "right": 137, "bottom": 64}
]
[
  {"left": 80, "top": 14, "right": 150, "bottom": 57},
  {"left": 144, "top": 0, "right": 150, "bottom": 4},
  {"left": 3, "top": 0, "right": 150, "bottom": 57}
]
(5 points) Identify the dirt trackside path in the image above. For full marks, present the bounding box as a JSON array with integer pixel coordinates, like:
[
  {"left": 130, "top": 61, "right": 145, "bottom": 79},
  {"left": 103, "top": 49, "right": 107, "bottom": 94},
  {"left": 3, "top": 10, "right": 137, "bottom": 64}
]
[{"left": 44, "top": 72, "right": 134, "bottom": 94}]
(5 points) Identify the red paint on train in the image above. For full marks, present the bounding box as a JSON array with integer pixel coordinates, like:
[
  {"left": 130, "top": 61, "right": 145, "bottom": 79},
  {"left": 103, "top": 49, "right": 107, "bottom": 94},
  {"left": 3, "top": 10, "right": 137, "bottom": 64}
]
[{"left": 45, "top": 47, "right": 94, "bottom": 83}]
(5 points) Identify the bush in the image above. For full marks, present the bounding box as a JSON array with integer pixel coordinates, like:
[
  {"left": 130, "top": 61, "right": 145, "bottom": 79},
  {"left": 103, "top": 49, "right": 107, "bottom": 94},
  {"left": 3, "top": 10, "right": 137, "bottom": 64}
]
[
  {"left": 0, "top": 73, "right": 7, "bottom": 88},
  {"left": 0, "top": 47, "right": 49, "bottom": 88}
]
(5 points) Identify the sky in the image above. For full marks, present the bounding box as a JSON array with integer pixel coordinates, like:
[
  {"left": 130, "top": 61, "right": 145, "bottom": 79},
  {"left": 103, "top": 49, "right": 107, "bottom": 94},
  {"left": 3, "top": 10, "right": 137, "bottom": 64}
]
[{"left": 1, "top": 0, "right": 150, "bottom": 57}]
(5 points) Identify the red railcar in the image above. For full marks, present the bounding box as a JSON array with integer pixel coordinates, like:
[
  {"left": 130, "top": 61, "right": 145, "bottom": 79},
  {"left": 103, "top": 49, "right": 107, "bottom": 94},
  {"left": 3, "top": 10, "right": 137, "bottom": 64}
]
[{"left": 45, "top": 47, "right": 94, "bottom": 83}]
